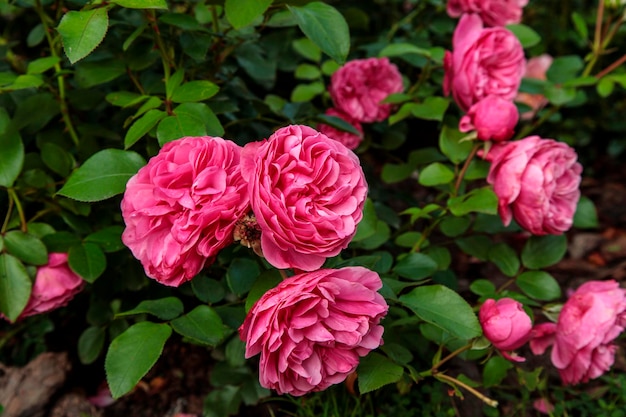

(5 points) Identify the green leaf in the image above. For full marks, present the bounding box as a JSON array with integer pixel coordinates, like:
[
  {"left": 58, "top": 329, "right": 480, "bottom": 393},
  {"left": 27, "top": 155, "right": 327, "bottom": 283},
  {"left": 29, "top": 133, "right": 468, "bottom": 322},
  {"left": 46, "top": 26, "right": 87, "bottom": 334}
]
[
  {"left": 170, "top": 305, "right": 225, "bottom": 346},
  {"left": 225, "top": 0, "right": 272, "bottom": 29},
  {"left": 488, "top": 243, "right": 519, "bottom": 277},
  {"left": 117, "top": 297, "right": 184, "bottom": 321},
  {"left": 410, "top": 97, "right": 449, "bottom": 122},
  {"left": 573, "top": 196, "right": 599, "bottom": 229},
  {"left": 68, "top": 243, "right": 106, "bottom": 283},
  {"left": 40, "top": 142, "right": 73, "bottom": 177},
  {"left": 506, "top": 24, "right": 541, "bottom": 48},
  {"left": 516, "top": 271, "right": 561, "bottom": 301},
  {"left": 191, "top": 276, "right": 226, "bottom": 304},
  {"left": 57, "top": 8, "right": 109, "bottom": 64},
  {"left": 439, "top": 125, "right": 473, "bottom": 164},
  {"left": 393, "top": 253, "right": 438, "bottom": 280},
  {"left": 357, "top": 352, "right": 403, "bottom": 394},
  {"left": 105, "top": 322, "right": 172, "bottom": 398},
  {"left": 7, "top": 75, "right": 43, "bottom": 90},
  {"left": 124, "top": 109, "right": 167, "bottom": 149},
  {"left": 571, "top": 12, "right": 588, "bottom": 42},
  {"left": 546, "top": 55, "right": 584, "bottom": 84},
  {"left": 0, "top": 254, "right": 32, "bottom": 322},
  {"left": 469, "top": 279, "right": 496, "bottom": 297},
  {"left": 78, "top": 326, "right": 106, "bottom": 365},
  {"left": 596, "top": 77, "right": 615, "bottom": 97},
  {"left": 295, "top": 63, "right": 321, "bottom": 80},
  {"left": 448, "top": 187, "right": 498, "bottom": 216},
  {"left": 58, "top": 149, "right": 146, "bottom": 202},
  {"left": 316, "top": 114, "right": 361, "bottom": 136},
  {"left": 292, "top": 38, "right": 321, "bottom": 62},
  {"left": 399, "top": 285, "right": 482, "bottom": 340},
  {"left": 455, "top": 235, "right": 492, "bottom": 261},
  {"left": 26, "top": 56, "right": 61, "bottom": 75},
  {"left": 245, "top": 269, "right": 282, "bottom": 312},
  {"left": 157, "top": 113, "right": 207, "bottom": 146},
  {"left": 288, "top": 2, "right": 350, "bottom": 64},
  {"left": 418, "top": 162, "right": 454, "bottom": 186},
  {"left": 483, "top": 356, "right": 513, "bottom": 388},
  {"left": 3, "top": 231, "right": 48, "bottom": 266},
  {"left": 378, "top": 43, "right": 431, "bottom": 59},
  {"left": 227, "top": 258, "right": 261, "bottom": 296},
  {"left": 352, "top": 199, "right": 377, "bottom": 241},
  {"left": 381, "top": 163, "right": 415, "bottom": 184},
  {"left": 290, "top": 82, "right": 325, "bottom": 102},
  {"left": 171, "top": 81, "right": 219, "bottom": 103},
  {"left": 521, "top": 235, "right": 567, "bottom": 269},
  {"left": 0, "top": 109, "right": 24, "bottom": 188},
  {"left": 85, "top": 226, "right": 125, "bottom": 253},
  {"left": 439, "top": 216, "right": 471, "bottom": 237},
  {"left": 175, "top": 103, "right": 224, "bottom": 137},
  {"left": 112, "top": 0, "right": 168, "bottom": 9}
]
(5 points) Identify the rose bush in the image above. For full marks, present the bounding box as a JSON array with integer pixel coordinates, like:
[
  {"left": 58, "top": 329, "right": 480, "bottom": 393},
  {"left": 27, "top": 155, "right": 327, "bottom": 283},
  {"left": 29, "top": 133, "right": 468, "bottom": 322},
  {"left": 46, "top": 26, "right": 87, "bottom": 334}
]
[
  {"left": 446, "top": 0, "right": 528, "bottom": 27},
  {"left": 239, "top": 267, "right": 388, "bottom": 396},
  {"left": 240, "top": 125, "right": 368, "bottom": 271},
  {"left": 479, "top": 298, "right": 532, "bottom": 361}
]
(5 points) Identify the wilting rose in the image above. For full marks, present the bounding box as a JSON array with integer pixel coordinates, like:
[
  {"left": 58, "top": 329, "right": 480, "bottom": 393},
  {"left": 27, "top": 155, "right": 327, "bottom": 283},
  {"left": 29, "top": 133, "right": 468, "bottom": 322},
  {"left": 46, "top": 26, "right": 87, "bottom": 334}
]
[
  {"left": 516, "top": 54, "right": 553, "bottom": 120},
  {"left": 239, "top": 267, "right": 388, "bottom": 396},
  {"left": 240, "top": 125, "right": 368, "bottom": 271},
  {"left": 317, "top": 108, "right": 364, "bottom": 150},
  {"left": 483, "top": 136, "right": 582, "bottom": 235},
  {"left": 444, "top": 14, "right": 525, "bottom": 111},
  {"left": 329, "top": 57, "right": 404, "bottom": 123},
  {"left": 121, "top": 136, "right": 249, "bottom": 287},
  {"left": 459, "top": 95, "right": 519, "bottom": 141},
  {"left": 479, "top": 298, "right": 532, "bottom": 361},
  {"left": 446, "top": 0, "right": 528, "bottom": 27},
  {"left": 17, "top": 253, "right": 84, "bottom": 319},
  {"left": 530, "top": 280, "right": 626, "bottom": 385}
]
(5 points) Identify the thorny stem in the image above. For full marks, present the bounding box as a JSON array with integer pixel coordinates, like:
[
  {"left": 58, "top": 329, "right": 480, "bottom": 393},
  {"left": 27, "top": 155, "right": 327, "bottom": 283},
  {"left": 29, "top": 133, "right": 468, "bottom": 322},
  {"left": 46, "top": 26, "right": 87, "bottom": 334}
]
[
  {"left": 411, "top": 218, "right": 442, "bottom": 253},
  {"left": 431, "top": 343, "right": 473, "bottom": 372},
  {"left": 1, "top": 190, "right": 14, "bottom": 234},
  {"left": 386, "top": 4, "right": 424, "bottom": 41},
  {"left": 514, "top": 105, "right": 560, "bottom": 140},
  {"left": 147, "top": 10, "right": 174, "bottom": 92},
  {"left": 436, "top": 373, "right": 499, "bottom": 408},
  {"left": 453, "top": 143, "right": 480, "bottom": 195},
  {"left": 595, "top": 53, "right": 626, "bottom": 80},
  {"left": 211, "top": 5, "right": 221, "bottom": 34},
  {"left": 34, "top": 0, "right": 80, "bottom": 147},
  {"left": 6, "top": 189, "right": 27, "bottom": 233}
]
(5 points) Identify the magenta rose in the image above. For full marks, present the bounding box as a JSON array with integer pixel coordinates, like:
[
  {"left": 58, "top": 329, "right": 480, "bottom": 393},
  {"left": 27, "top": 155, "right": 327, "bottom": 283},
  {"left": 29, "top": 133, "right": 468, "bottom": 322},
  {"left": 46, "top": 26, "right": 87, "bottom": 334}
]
[
  {"left": 239, "top": 267, "right": 388, "bottom": 396},
  {"left": 530, "top": 280, "right": 626, "bottom": 385},
  {"left": 121, "top": 136, "right": 249, "bottom": 287},
  {"left": 240, "top": 125, "right": 368, "bottom": 271},
  {"left": 17, "top": 253, "right": 84, "bottom": 320},
  {"left": 459, "top": 95, "right": 519, "bottom": 141},
  {"left": 446, "top": 0, "right": 528, "bottom": 27},
  {"left": 329, "top": 57, "right": 404, "bottom": 123},
  {"left": 317, "top": 108, "right": 364, "bottom": 150},
  {"left": 516, "top": 54, "right": 553, "bottom": 120},
  {"left": 479, "top": 298, "right": 532, "bottom": 361},
  {"left": 483, "top": 136, "right": 582, "bottom": 235},
  {"left": 444, "top": 13, "right": 525, "bottom": 112}
]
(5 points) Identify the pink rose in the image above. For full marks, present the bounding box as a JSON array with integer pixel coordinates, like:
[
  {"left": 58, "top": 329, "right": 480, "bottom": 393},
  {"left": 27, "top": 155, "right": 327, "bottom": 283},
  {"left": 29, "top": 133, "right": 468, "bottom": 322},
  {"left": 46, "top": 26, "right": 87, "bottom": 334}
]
[
  {"left": 446, "top": 0, "right": 528, "bottom": 27},
  {"left": 516, "top": 54, "right": 553, "bottom": 120},
  {"left": 483, "top": 136, "right": 582, "bottom": 235},
  {"left": 459, "top": 95, "right": 519, "bottom": 141},
  {"left": 444, "top": 14, "right": 525, "bottom": 112},
  {"left": 121, "top": 136, "right": 249, "bottom": 287},
  {"left": 530, "top": 280, "right": 626, "bottom": 385},
  {"left": 533, "top": 398, "right": 555, "bottom": 414},
  {"left": 240, "top": 125, "right": 368, "bottom": 271},
  {"left": 18, "top": 253, "right": 84, "bottom": 319},
  {"left": 479, "top": 298, "right": 532, "bottom": 361},
  {"left": 329, "top": 57, "right": 404, "bottom": 123},
  {"left": 239, "top": 267, "right": 388, "bottom": 396},
  {"left": 317, "top": 108, "right": 364, "bottom": 150}
]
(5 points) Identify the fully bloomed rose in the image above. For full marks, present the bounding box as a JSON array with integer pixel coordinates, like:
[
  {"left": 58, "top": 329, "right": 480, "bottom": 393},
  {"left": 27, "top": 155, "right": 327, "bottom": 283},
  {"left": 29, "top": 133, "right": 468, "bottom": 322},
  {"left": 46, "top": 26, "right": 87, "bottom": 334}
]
[
  {"left": 17, "top": 253, "right": 84, "bottom": 320},
  {"left": 530, "top": 280, "right": 626, "bottom": 385},
  {"left": 516, "top": 54, "right": 553, "bottom": 120},
  {"left": 444, "top": 13, "right": 525, "bottom": 112},
  {"left": 483, "top": 136, "right": 582, "bottom": 235},
  {"left": 446, "top": 0, "right": 528, "bottom": 27},
  {"left": 121, "top": 136, "right": 249, "bottom": 287},
  {"left": 459, "top": 95, "right": 519, "bottom": 141},
  {"left": 239, "top": 267, "right": 388, "bottom": 396},
  {"left": 317, "top": 108, "right": 364, "bottom": 150},
  {"left": 479, "top": 298, "right": 532, "bottom": 361},
  {"left": 329, "top": 57, "right": 404, "bottom": 123},
  {"left": 240, "top": 125, "right": 368, "bottom": 271}
]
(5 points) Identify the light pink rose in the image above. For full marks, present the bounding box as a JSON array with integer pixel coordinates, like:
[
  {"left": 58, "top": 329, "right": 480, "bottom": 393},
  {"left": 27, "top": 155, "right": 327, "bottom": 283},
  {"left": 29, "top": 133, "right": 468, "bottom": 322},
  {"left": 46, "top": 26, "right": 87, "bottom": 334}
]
[
  {"left": 239, "top": 267, "right": 388, "bottom": 396},
  {"left": 530, "top": 280, "right": 626, "bottom": 385},
  {"left": 459, "top": 95, "right": 519, "bottom": 141},
  {"left": 444, "top": 14, "right": 525, "bottom": 112},
  {"left": 446, "top": 0, "right": 528, "bottom": 27},
  {"left": 121, "top": 136, "right": 249, "bottom": 287},
  {"left": 240, "top": 125, "right": 368, "bottom": 271},
  {"left": 329, "top": 57, "right": 404, "bottom": 123},
  {"left": 516, "top": 54, "right": 554, "bottom": 120},
  {"left": 17, "top": 253, "right": 84, "bottom": 319},
  {"left": 483, "top": 136, "right": 582, "bottom": 235},
  {"left": 479, "top": 298, "right": 532, "bottom": 361},
  {"left": 317, "top": 108, "right": 364, "bottom": 150}
]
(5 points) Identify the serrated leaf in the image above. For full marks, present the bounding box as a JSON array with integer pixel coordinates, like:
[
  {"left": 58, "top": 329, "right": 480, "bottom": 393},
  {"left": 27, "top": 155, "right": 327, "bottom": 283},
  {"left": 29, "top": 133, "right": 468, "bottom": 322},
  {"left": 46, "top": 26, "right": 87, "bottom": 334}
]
[
  {"left": 105, "top": 322, "right": 172, "bottom": 398},
  {"left": 483, "top": 356, "right": 513, "bottom": 388},
  {"left": 57, "top": 8, "right": 109, "bottom": 64},
  {"left": 573, "top": 196, "right": 598, "bottom": 229},
  {"left": 116, "top": 297, "right": 184, "bottom": 321},
  {"left": 0, "top": 109, "right": 24, "bottom": 188},
  {"left": 225, "top": 0, "right": 272, "bottom": 29},
  {"left": 488, "top": 243, "right": 519, "bottom": 277},
  {"left": 418, "top": 162, "right": 454, "bottom": 186},
  {"left": 393, "top": 253, "right": 438, "bottom": 280},
  {"left": 68, "top": 242, "right": 106, "bottom": 283},
  {"left": 171, "top": 81, "right": 219, "bottom": 103},
  {"left": 170, "top": 305, "right": 224, "bottom": 346},
  {"left": 78, "top": 326, "right": 106, "bottom": 365},
  {"left": 85, "top": 226, "right": 125, "bottom": 253},
  {"left": 226, "top": 258, "right": 261, "bottom": 296},
  {"left": 357, "top": 352, "right": 403, "bottom": 394},
  {"left": 506, "top": 24, "right": 541, "bottom": 48},
  {"left": 521, "top": 235, "right": 567, "bottom": 269},
  {"left": 58, "top": 149, "right": 146, "bottom": 202},
  {"left": 156, "top": 113, "right": 207, "bottom": 146},
  {"left": 516, "top": 271, "right": 561, "bottom": 301},
  {"left": 3, "top": 231, "right": 48, "bottom": 266},
  {"left": 0, "top": 254, "right": 32, "bottom": 322},
  {"left": 26, "top": 56, "right": 61, "bottom": 75},
  {"left": 124, "top": 109, "right": 167, "bottom": 149},
  {"left": 112, "top": 0, "right": 168, "bottom": 9}
]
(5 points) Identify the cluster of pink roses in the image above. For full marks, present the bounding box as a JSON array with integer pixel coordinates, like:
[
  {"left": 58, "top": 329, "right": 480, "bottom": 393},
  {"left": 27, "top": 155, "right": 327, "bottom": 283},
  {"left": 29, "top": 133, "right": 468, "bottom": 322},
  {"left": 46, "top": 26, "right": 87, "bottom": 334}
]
[
  {"left": 479, "top": 280, "right": 626, "bottom": 385},
  {"left": 444, "top": 4, "right": 581, "bottom": 235},
  {"left": 121, "top": 126, "right": 388, "bottom": 395},
  {"left": 318, "top": 57, "right": 404, "bottom": 150}
]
